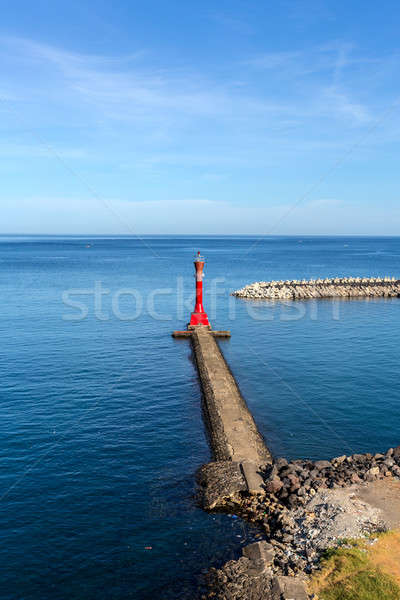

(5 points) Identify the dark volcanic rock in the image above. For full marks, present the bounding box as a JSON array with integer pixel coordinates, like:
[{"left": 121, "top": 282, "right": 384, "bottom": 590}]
[
  {"left": 265, "top": 477, "right": 283, "bottom": 494},
  {"left": 314, "top": 460, "right": 332, "bottom": 470},
  {"left": 205, "top": 556, "right": 273, "bottom": 600},
  {"left": 393, "top": 446, "right": 400, "bottom": 459},
  {"left": 274, "top": 458, "right": 288, "bottom": 469},
  {"left": 287, "top": 474, "right": 300, "bottom": 491}
]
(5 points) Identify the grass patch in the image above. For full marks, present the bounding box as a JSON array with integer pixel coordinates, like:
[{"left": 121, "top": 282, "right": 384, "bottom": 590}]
[{"left": 308, "top": 531, "right": 400, "bottom": 600}]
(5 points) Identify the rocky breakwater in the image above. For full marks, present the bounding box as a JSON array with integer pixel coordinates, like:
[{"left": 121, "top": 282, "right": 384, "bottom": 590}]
[
  {"left": 202, "top": 446, "right": 400, "bottom": 599},
  {"left": 232, "top": 276, "right": 400, "bottom": 300}
]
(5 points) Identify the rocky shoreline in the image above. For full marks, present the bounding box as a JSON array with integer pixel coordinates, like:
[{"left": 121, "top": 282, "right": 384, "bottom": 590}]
[
  {"left": 200, "top": 446, "right": 400, "bottom": 599},
  {"left": 232, "top": 276, "right": 400, "bottom": 300}
]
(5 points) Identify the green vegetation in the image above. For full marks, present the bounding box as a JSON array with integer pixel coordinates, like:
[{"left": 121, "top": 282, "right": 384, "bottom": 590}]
[{"left": 308, "top": 532, "right": 400, "bottom": 600}]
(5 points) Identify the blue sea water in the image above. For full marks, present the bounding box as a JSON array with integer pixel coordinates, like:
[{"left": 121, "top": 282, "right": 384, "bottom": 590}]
[{"left": 1, "top": 235, "right": 400, "bottom": 599}]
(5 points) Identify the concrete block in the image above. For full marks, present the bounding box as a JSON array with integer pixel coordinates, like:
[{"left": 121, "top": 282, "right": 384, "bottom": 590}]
[
  {"left": 241, "top": 461, "right": 265, "bottom": 494},
  {"left": 271, "top": 575, "right": 308, "bottom": 600},
  {"left": 242, "top": 541, "right": 274, "bottom": 564}
]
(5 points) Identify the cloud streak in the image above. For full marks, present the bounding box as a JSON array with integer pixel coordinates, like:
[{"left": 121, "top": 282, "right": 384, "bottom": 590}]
[{"left": 0, "top": 35, "right": 384, "bottom": 129}]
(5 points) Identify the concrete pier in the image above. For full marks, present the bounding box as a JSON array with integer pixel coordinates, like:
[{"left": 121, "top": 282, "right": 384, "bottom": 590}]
[
  {"left": 174, "top": 325, "right": 271, "bottom": 507},
  {"left": 190, "top": 327, "right": 271, "bottom": 466}
]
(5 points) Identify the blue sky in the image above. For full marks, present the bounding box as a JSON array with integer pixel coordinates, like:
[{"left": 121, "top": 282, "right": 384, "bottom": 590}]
[{"left": 1, "top": 0, "right": 400, "bottom": 234}]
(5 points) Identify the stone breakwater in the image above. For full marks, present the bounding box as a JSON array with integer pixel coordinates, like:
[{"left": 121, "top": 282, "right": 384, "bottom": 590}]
[
  {"left": 232, "top": 276, "right": 400, "bottom": 300},
  {"left": 201, "top": 446, "right": 400, "bottom": 599}
]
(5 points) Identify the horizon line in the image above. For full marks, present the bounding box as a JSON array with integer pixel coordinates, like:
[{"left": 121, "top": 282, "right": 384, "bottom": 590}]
[{"left": 1, "top": 233, "right": 400, "bottom": 238}]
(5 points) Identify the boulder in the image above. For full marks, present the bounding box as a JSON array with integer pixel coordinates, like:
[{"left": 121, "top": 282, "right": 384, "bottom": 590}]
[
  {"left": 287, "top": 474, "right": 301, "bottom": 491},
  {"left": 365, "top": 466, "right": 380, "bottom": 481},
  {"left": 265, "top": 477, "right": 283, "bottom": 494},
  {"left": 314, "top": 460, "right": 332, "bottom": 471},
  {"left": 275, "top": 458, "right": 288, "bottom": 469},
  {"left": 392, "top": 446, "right": 400, "bottom": 459},
  {"left": 333, "top": 455, "right": 346, "bottom": 464},
  {"left": 352, "top": 454, "right": 365, "bottom": 462},
  {"left": 242, "top": 540, "right": 274, "bottom": 574},
  {"left": 392, "top": 465, "right": 400, "bottom": 477}
]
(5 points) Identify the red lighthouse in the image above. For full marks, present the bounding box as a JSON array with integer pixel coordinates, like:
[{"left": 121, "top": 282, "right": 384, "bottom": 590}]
[
  {"left": 189, "top": 251, "right": 210, "bottom": 327},
  {"left": 172, "top": 252, "right": 230, "bottom": 338}
]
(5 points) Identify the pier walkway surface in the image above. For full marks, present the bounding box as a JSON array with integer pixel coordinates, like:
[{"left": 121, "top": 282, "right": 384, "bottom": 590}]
[{"left": 190, "top": 327, "right": 271, "bottom": 465}]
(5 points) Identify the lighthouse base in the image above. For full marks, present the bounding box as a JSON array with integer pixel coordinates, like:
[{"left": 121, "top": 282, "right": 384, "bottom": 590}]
[
  {"left": 189, "top": 311, "right": 210, "bottom": 327},
  {"left": 172, "top": 329, "right": 230, "bottom": 337}
]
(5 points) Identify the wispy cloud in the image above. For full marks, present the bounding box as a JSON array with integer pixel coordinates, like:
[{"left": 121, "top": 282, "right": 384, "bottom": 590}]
[
  {"left": 320, "top": 87, "right": 372, "bottom": 123},
  {"left": 243, "top": 43, "right": 393, "bottom": 125},
  {"left": 1, "top": 36, "right": 275, "bottom": 120},
  {"left": 0, "top": 35, "right": 381, "bottom": 130}
]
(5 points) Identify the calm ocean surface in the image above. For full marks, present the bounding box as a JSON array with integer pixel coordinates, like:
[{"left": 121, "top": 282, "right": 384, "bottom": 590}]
[{"left": 1, "top": 235, "right": 400, "bottom": 599}]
